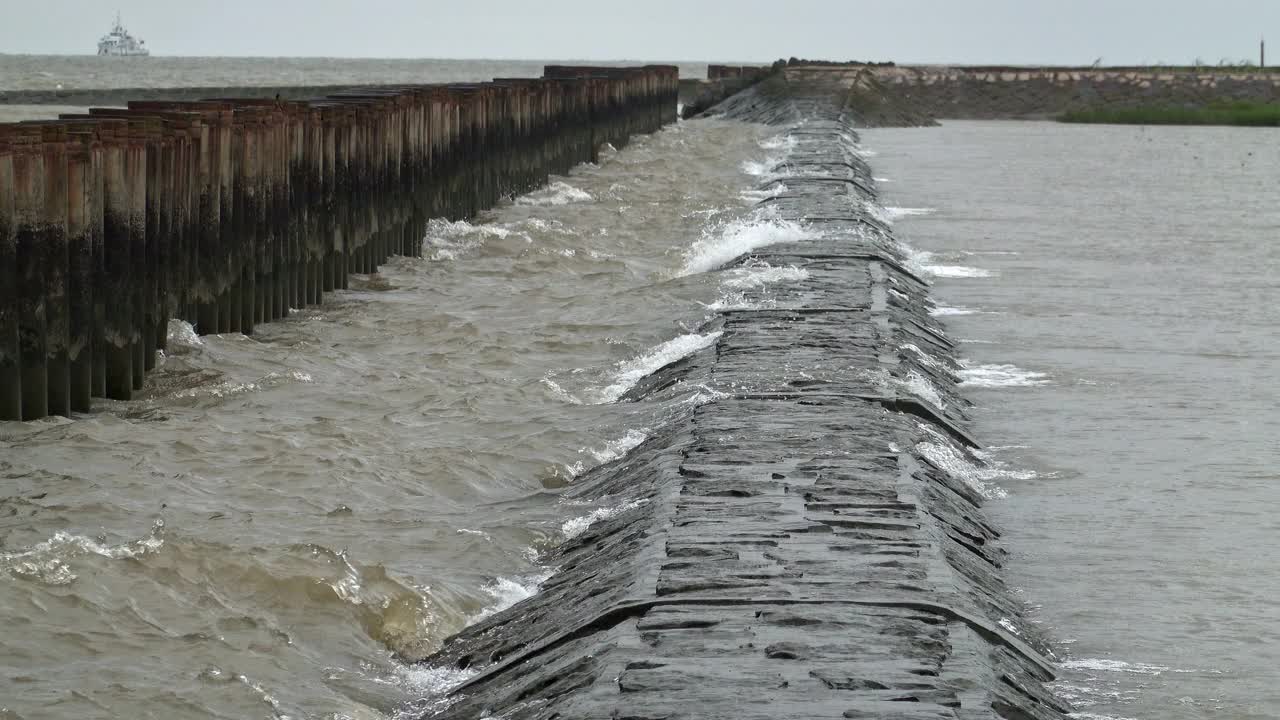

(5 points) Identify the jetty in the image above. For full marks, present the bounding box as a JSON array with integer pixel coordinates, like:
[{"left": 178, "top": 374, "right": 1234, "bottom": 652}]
[{"left": 411, "top": 82, "right": 1069, "bottom": 719}]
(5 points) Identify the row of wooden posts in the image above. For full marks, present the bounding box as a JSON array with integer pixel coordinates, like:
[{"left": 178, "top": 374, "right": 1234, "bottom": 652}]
[{"left": 0, "top": 65, "right": 680, "bottom": 421}]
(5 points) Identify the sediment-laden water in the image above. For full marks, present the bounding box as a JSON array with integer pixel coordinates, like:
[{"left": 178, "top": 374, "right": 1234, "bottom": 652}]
[
  {"left": 0, "top": 114, "right": 802, "bottom": 719},
  {"left": 867, "top": 120, "right": 1280, "bottom": 720}
]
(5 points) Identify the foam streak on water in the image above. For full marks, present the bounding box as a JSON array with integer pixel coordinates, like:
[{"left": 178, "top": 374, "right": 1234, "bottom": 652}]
[
  {"left": 930, "top": 305, "right": 979, "bottom": 316},
  {"left": 881, "top": 206, "right": 936, "bottom": 221},
  {"left": 959, "top": 361, "right": 1050, "bottom": 388}
]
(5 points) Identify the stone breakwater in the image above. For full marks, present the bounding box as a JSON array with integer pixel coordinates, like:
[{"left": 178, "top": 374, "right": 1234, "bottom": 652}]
[
  {"left": 677, "top": 65, "right": 772, "bottom": 119},
  {"left": 411, "top": 98, "right": 1070, "bottom": 719},
  {"left": 784, "top": 63, "right": 1280, "bottom": 121},
  {"left": 0, "top": 66, "right": 678, "bottom": 421}
]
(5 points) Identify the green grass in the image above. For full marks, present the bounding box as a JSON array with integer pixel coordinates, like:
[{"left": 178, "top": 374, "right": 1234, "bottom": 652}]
[{"left": 1059, "top": 102, "right": 1280, "bottom": 126}]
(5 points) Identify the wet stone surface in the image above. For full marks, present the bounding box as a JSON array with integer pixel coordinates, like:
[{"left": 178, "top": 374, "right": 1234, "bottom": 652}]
[{"left": 412, "top": 100, "right": 1070, "bottom": 719}]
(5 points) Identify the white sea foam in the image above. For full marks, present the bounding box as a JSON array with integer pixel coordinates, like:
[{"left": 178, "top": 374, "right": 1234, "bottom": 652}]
[
  {"left": 739, "top": 183, "right": 789, "bottom": 204},
  {"left": 959, "top": 361, "right": 1050, "bottom": 388},
  {"left": 720, "top": 261, "right": 810, "bottom": 290},
  {"left": 587, "top": 429, "right": 648, "bottom": 464},
  {"left": 914, "top": 424, "right": 1032, "bottom": 499},
  {"left": 758, "top": 134, "right": 797, "bottom": 152},
  {"left": 516, "top": 181, "right": 593, "bottom": 206},
  {"left": 680, "top": 208, "right": 820, "bottom": 276},
  {"left": 930, "top": 306, "right": 978, "bottom": 316},
  {"left": 916, "top": 440, "right": 1011, "bottom": 499},
  {"left": 541, "top": 376, "right": 583, "bottom": 405},
  {"left": 741, "top": 157, "right": 783, "bottom": 177},
  {"left": 397, "top": 665, "right": 478, "bottom": 697},
  {"left": 682, "top": 382, "right": 730, "bottom": 408},
  {"left": 900, "top": 343, "right": 954, "bottom": 373},
  {"left": 561, "top": 499, "right": 648, "bottom": 540},
  {"left": 166, "top": 319, "right": 203, "bottom": 348},
  {"left": 926, "top": 265, "right": 994, "bottom": 278},
  {"left": 518, "top": 217, "right": 576, "bottom": 235},
  {"left": 236, "top": 674, "right": 289, "bottom": 719},
  {"left": 424, "top": 218, "right": 526, "bottom": 261},
  {"left": 707, "top": 292, "right": 774, "bottom": 312},
  {"left": 899, "top": 369, "right": 946, "bottom": 409},
  {"left": 592, "top": 332, "right": 722, "bottom": 403},
  {"left": 1060, "top": 659, "right": 1176, "bottom": 676},
  {"left": 897, "top": 244, "right": 933, "bottom": 277},
  {"left": 173, "top": 370, "right": 312, "bottom": 400},
  {"left": 1, "top": 519, "right": 165, "bottom": 585},
  {"left": 470, "top": 571, "right": 553, "bottom": 621},
  {"left": 900, "top": 246, "right": 995, "bottom": 279},
  {"left": 882, "top": 206, "right": 936, "bottom": 221}
]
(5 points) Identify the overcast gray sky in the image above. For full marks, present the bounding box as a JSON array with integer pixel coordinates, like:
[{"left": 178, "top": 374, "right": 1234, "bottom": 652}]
[{"left": 1, "top": 0, "right": 1276, "bottom": 65}]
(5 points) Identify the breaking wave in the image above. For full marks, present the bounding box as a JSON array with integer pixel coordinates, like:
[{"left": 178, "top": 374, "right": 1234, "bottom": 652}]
[
  {"left": 563, "top": 429, "right": 650, "bottom": 479},
  {"left": 914, "top": 424, "right": 1034, "bottom": 500},
  {"left": 680, "top": 207, "right": 820, "bottom": 276},
  {"left": 899, "top": 369, "right": 947, "bottom": 409},
  {"left": 591, "top": 332, "right": 723, "bottom": 403},
  {"left": 561, "top": 499, "right": 648, "bottom": 540},
  {"left": 515, "top": 181, "right": 593, "bottom": 206},
  {"left": 1, "top": 519, "right": 165, "bottom": 585},
  {"left": 468, "top": 570, "right": 554, "bottom": 623},
  {"left": 424, "top": 218, "right": 522, "bottom": 261}
]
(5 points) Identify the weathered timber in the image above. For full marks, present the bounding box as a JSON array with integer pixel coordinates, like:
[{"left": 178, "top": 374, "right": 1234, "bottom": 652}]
[
  {"left": 0, "top": 127, "right": 19, "bottom": 419},
  {"left": 0, "top": 66, "right": 679, "bottom": 419}
]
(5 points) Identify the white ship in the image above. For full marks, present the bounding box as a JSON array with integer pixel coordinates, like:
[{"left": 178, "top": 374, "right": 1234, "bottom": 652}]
[{"left": 97, "top": 13, "right": 149, "bottom": 56}]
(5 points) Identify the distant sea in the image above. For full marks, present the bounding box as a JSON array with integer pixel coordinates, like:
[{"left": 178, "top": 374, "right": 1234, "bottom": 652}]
[{"left": 0, "top": 55, "right": 714, "bottom": 91}]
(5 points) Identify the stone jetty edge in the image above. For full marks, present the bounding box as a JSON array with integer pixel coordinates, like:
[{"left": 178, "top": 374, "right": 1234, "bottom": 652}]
[
  {"left": 410, "top": 95, "right": 1070, "bottom": 718},
  {"left": 0, "top": 65, "right": 748, "bottom": 422}
]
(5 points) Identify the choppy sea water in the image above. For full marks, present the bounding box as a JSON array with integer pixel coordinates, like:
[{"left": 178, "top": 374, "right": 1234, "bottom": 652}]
[
  {"left": 867, "top": 120, "right": 1280, "bottom": 720},
  {"left": 0, "top": 112, "right": 816, "bottom": 718}
]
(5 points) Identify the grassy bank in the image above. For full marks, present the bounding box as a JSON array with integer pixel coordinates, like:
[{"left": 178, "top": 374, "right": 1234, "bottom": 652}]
[{"left": 1059, "top": 102, "right": 1280, "bottom": 126}]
